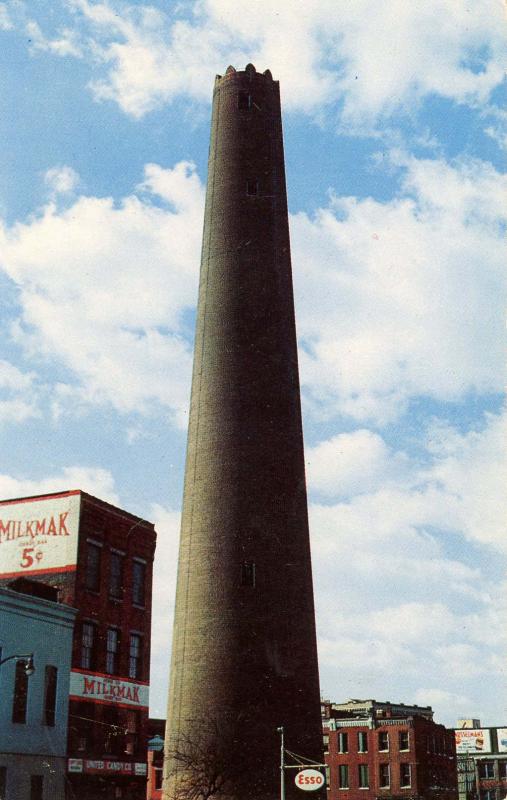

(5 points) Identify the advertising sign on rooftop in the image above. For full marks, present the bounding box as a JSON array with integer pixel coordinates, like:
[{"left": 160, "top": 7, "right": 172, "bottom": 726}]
[
  {"left": 497, "top": 729, "right": 507, "bottom": 753},
  {"left": 455, "top": 729, "right": 492, "bottom": 754},
  {"left": 0, "top": 492, "right": 81, "bottom": 579}
]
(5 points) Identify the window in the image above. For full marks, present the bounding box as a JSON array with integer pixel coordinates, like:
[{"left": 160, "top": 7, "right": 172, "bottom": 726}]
[
  {"left": 69, "top": 701, "right": 95, "bottom": 752},
  {"left": 129, "top": 633, "right": 142, "bottom": 679},
  {"left": 499, "top": 762, "right": 507, "bottom": 779},
  {"left": 323, "top": 734, "right": 329, "bottom": 753},
  {"left": 103, "top": 705, "right": 123, "bottom": 756},
  {"left": 109, "top": 551, "right": 124, "bottom": 599},
  {"left": 125, "top": 710, "right": 139, "bottom": 755},
  {"left": 358, "top": 731, "right": 368, "bottom": 752},
  {"left": 132, "top": 560, "right": 146, "bottom": 606},
  {"left": 338, "top": 732, "right": 348, "bottom": 753},
  {"left": 378, "top": 731, "right": 389, "bottom": 751},
  {"left": 85, "top": 541, "right": 102, "bottom": 591},
  {"left": 106, "top": 628, "right": 120, "bottom": 674},
  {"left": 400, "top": 763, "right": 411, "bottom": 788},
  {"left": 241, "top": 561, "right": 256, "bottom": 587},
  {"left": 155, "top": 769, "right": 163, "bottom": 791},
  {"left": 30, "top": 776, "right": 43, "bottom": 800},
  {"left": 246, "top": 179, "right": 258, "bottom": 196},
  {"left": 358, "top": 765, "right": 369, "bottom": 789},
  {"left": 238, "top": 91, "right": 251, "bottom": 110},
  {"left": 399, "top": 730, "right": 409, "bottom": 750},
  {"left": 12, "top": 659, "right": 29, "bottom": 723},
  {"left": 479, "top": 762, "right": 495, "bottom": 779},
  {"left": 43, "top": 666, "right": 57, "bottom": 727},
  {"left": 81, "top": 622, "right": 97, "bottom": 670},
  {"left": 338, "top": 765, "right": 349, "bottom": 789},
  {"left": 379, "top": 764, "right": 390, "bottom": 788}
]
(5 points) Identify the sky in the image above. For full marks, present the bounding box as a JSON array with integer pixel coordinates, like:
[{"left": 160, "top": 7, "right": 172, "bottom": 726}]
[{"left": 0, "top": 0, "right": 505, "bottom": 729}]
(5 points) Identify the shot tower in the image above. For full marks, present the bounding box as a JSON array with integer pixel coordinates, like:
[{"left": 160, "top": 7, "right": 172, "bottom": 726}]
[{"left": 164, "top": 64, "right": 323, "bottom": 800}]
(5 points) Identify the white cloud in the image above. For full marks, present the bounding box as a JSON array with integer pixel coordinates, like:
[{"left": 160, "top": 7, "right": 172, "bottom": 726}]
[
  {"left": 0, "top": 359, "right": 40, "bottom": 423},
  {"left": 0, "top": 465, "right": 120, "bottom": 505},
  {"left": 413, "top": 688, "right": 471, "bottom": 716},
  {"left": 306, "top": 407, "right": 506, "bottom": 725},
  {"left": 306, "top": 428, "right": 410, "bottom": 497},
  {"left": 0, "top": 161, "right": 204, "bottom": 425},
  {"left": 19, "top": 0, "right": 505, "bottom": 123},
  {"left": 26, "top": 18, "right": 83, "bottom": 57},
  {"left": 292, "top": 153, "right": 506, "bottom": 424},
  {"left": 44, "top": 165, "right": 80, "bottom": 195},
  {"left": 0, "top": 2, "right": 13, "bottom": 30}
]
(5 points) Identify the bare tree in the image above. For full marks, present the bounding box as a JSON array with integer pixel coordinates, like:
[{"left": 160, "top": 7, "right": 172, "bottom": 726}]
[{"left": 165, "top": 720, "right": 243, "bottom": 800}]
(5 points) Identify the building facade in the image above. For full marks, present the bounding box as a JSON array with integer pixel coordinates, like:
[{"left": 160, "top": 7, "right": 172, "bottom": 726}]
[
  {"left": 323, "top": 700, "right": 458, "bottom": 800},
  {"left": 454, "top": 724, "right": 507, "bottom": 800},
  {"left": 0, "top": 490, "right": 156, "bottom": 800},
  {"left": 0, "top": 582, "right": 77, "bottom": 800}
]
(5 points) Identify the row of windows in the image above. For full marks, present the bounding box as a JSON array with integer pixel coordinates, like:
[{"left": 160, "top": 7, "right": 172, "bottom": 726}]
[
  {"left": 12, "top": 661, "right": 57, "bottom": 726},
  {"left": 336, "top": 730, "right": 410, "bottom": 753},
  {"left": 69, "top": 702, "right": 142, "bottom": 757},
  {"left": 425, "top": 733, "right": 451, "bottom": 754},
  {"left": 85, "top": 541, "right": 146, "bottom": 606},
  {"left": 478, "top": 761, "right": 507, "bottom": 779},
  {"left": 338, "top": 763, "right": 411, "bottom": 790},
  {"left": 81, "top": 622, "right": 143, "bottom": 679}
]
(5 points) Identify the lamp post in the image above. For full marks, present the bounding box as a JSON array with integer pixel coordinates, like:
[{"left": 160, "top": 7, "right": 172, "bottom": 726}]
[{"left": 0, "top": 653, "right": 35, "bottom": 675}]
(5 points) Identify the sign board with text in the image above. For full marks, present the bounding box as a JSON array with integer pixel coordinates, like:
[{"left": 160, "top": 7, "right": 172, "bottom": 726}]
[
  {"left": 455, "top": 729, "right": 492, "bottom": 754},
  {"left": 0, "top": 492, "right": 81, "bottom": 579},
  {"left": 67, "top": 759, "right": 147, "bottom": 776},
  {"left": 69, "top": 669, "right": 149, "bottom": 710},
  {"left": 295, "top": 770, "right": 325, "bottom": 791},
  {"left": 497, "top": 729, "right": 507, "bottom": 753}
]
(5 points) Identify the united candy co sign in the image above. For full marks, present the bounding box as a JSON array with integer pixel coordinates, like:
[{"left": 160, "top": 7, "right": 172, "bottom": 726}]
[
  {"left": 67, "top": 759, "right": 147, "bottom": 776},
  {"left": 0, "top": 492, "right": 81, "bottom": 579},
  {"left": 69, "top": 669, "right": 149, "bottom": 710}
]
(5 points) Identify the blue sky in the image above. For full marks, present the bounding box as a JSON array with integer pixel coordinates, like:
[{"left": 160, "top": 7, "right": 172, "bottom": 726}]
[{"left": 0, "top": 0, "right": 505, "bottom": 728}]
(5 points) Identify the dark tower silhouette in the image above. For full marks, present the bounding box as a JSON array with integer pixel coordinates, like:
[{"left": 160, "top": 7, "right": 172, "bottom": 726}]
[{"left": 164, "top": 64, "right": 323, "bottom": 800}]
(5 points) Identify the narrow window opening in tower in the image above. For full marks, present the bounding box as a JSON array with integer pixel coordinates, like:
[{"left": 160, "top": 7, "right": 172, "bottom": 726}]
[
  {"left": 238, "top": 91, "right": 252, "bottom": 110},
  {"left": 246, "top": 179, "right": 258, "bottom": 196},
  {"left": 241, "top": 561, "right": 256, "bottom": 587}
]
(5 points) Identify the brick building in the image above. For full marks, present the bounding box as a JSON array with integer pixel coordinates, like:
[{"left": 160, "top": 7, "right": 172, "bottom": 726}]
[
  {"left": 322, "top": 699, "right": 458, "bottom": 800},
  {"left": 0, "top": 490, "right": 156, "bottom": 800}
]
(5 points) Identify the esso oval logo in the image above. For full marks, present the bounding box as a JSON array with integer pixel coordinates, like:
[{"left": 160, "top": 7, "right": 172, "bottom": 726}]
[{"left": 295, "top": 769, "right": 325, "bottom": 791}]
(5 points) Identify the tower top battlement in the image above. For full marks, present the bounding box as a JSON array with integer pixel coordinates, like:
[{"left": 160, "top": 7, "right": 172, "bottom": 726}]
[{"left": 215, "top": 63, "right": 274, "bottom": 83}]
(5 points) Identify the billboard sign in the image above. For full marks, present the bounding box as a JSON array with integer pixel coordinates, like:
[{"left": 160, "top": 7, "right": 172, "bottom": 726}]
[
  {"left": 497, "top": 729, "right": 507, "bottom": 753},
  {"left": 69, "top": 669, "right": 149, "bottom": 710},
  {"left": 0, "top": 492, "right": 81, "bottom": 579},
  {"left": 455, "top": 729, "right": 492, "bottom": 753}
]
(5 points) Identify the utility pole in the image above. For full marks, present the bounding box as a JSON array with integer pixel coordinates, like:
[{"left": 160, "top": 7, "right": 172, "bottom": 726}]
[{"left": 278, "top": 727, "right": 285, "bottom": 800}]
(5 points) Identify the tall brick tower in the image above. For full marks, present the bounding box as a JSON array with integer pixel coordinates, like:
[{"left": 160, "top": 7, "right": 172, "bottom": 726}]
[{"left": 164, "top": 64, "right": 323, "bottom": 800}]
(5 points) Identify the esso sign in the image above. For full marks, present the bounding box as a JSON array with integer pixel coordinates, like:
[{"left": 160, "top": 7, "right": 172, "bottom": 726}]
[{"left": 295, "top": 769, "right": 325, "bottom": 791}]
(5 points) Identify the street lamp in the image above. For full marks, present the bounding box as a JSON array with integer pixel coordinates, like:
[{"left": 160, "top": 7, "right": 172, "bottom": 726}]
[{"left": 0, "top": 653, "right": 35, "bottom": 676}]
